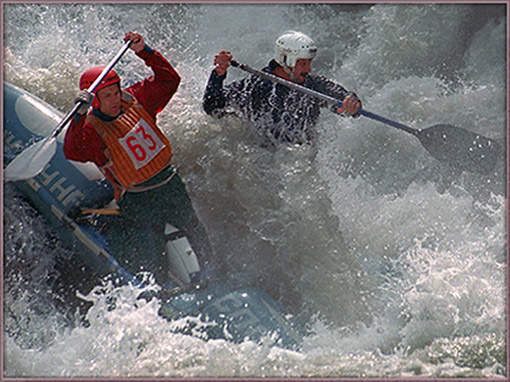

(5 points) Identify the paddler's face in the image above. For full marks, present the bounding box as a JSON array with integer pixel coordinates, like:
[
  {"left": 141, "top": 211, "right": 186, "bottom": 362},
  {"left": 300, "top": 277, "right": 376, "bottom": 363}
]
[
  {"left": 292, "top": 58, "right": 312, "bottom": 83},
  {"left": 97, "top": 84, "right": 122, "bottom": 117}
]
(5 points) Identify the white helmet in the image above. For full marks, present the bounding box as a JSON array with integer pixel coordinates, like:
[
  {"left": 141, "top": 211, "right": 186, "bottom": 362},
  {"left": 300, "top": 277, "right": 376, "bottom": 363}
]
[{"left": 274, "top": 31, "right": 317, "bottom": 68}]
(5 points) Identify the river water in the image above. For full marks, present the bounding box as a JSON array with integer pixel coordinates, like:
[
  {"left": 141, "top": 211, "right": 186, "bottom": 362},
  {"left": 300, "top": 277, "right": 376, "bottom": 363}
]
[{"left": 3, "top": 3, "right": 507, "bottom": 378}]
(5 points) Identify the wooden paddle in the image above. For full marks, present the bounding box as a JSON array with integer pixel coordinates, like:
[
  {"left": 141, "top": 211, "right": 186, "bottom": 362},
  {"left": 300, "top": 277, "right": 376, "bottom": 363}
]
[
  {"left": 5, "top": 39, "right": 133, "bottom": 182},
  {"left": 231, "top": 60, "right": 502, "bottom": 175}
]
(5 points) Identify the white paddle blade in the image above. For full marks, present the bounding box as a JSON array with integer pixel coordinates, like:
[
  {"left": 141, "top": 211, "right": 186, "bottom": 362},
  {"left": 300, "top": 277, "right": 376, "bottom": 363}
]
[{"left": 4, "top": 137, "right": 57, "bottom": 182}]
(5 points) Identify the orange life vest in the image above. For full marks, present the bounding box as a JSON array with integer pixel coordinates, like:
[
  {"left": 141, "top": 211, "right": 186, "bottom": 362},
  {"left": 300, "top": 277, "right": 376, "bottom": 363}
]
[{"left": 86, "top": 96, "right": 173, "bottom": 192}]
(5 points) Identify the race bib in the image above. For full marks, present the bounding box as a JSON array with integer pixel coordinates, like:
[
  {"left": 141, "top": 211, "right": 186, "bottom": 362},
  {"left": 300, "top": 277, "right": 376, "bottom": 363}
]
[{"left": 119, "top": 119, "right": 166, "bottom": 170}]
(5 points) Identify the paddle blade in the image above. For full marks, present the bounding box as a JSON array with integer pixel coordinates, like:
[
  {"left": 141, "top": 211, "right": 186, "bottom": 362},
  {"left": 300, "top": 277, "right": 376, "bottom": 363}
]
[
  {"left": 4, "top": 137, "right": 57, "bottom": 182},
  {"left": 416, "top": 124, "right": 502, "bottom": 175}
]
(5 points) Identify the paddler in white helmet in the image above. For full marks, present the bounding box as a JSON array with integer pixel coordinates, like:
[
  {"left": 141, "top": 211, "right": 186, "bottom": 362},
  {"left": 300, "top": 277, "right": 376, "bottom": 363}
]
[{"left": 203, "top": 30, "right": 361, "bottom": 144}]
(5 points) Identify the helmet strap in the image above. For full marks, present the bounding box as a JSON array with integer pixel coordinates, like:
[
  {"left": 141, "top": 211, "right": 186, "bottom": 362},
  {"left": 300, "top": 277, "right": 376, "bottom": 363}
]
[
  {"left": 92, "top": 95, "right": 101, "bottom": 109},
  {"left": 283, "top": 65, "right": 299, "bottom": 82},
  {"left": 281, "top": 60, "right": 293, "bottom": 75}
]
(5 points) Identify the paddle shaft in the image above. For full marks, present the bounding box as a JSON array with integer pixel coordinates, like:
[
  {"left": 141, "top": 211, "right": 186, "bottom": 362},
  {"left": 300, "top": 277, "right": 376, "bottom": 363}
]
[
  {"left": 50, "top": 39, "right": 133, "bottom": 139},
  {"left": 231, "top": 60, "right": 418, "bottom": 137},
  {"left": 230, "top": 60, "right": 502, "bottom": 175}
]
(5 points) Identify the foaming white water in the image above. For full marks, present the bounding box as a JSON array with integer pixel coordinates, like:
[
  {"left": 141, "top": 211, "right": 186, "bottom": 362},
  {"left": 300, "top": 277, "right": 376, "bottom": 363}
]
[{"left": 3, "top": 3, "right": 506, "bottom": 378}]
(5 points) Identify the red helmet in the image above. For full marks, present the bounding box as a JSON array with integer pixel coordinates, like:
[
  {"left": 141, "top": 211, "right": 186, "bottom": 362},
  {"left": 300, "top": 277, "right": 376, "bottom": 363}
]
[
  {"left": 79, "top": 66, "right": 121, "bottom": 92},
  {"left": 79, "top": 66, "right": 121, "bottom": 109}
]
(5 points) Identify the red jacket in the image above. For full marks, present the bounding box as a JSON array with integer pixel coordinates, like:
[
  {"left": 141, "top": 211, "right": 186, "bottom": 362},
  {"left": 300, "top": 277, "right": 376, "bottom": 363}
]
[{"left": 63, "top": 46, "right": 180, "bottom": 167}]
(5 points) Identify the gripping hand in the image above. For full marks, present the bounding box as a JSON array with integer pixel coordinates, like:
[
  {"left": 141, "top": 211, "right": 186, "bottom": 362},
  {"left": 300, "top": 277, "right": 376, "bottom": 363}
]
[{"left": 75, "top": 90, "right": 94, "bottom": 115}]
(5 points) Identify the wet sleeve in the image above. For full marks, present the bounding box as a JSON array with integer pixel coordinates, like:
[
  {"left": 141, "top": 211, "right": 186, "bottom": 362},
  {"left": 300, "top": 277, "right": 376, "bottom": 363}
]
[
  {"left": 63, "top": 118, "right": 108, "bottom": 166},
  {"left": 126, "top": 45, "right": 181, "bottom": 117},
  {"left": 310, "top": 75, "right": 362, "bottom": 117},
  {"left": 202, "top": 70, "right": 228, "bottom": 116}
]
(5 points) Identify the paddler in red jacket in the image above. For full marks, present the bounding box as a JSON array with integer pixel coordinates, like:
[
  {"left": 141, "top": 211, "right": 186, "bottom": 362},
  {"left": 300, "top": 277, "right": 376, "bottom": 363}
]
[
  {"left": 64, "top": 31, "right": 179, "bottom": 200},
  {"left": 64, "top": 32, "right": 213, "bottom": 286}
]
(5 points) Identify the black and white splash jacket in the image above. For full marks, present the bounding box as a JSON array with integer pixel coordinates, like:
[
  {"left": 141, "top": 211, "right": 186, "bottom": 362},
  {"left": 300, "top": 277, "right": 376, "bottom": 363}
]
[{"left": 203, "top": 60, "right": 361, "bottom": 144}]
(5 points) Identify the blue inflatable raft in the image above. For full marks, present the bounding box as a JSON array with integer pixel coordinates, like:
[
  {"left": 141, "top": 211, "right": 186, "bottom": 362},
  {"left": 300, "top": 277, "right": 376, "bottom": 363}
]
[{"left": 3, "top": 82, "right": 303, "bottom": 349}]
